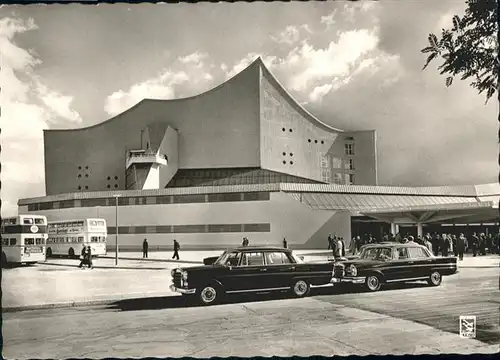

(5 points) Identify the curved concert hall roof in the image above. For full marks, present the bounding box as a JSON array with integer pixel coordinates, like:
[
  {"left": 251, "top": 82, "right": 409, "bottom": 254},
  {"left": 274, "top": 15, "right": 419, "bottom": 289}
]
[{"left": 45, "top": 57, "right": 342, "bottom": 133}]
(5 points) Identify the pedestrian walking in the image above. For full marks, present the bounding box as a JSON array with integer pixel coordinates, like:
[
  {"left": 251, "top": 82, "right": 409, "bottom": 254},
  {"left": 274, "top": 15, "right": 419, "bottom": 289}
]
[
  {"left": 142, "top": 238, "right": 149, "bottom": 259},
  {"left": 283, "top": 237, "right": 288, "bottom": 249},
  {"left": 441, "top": 234, "right": 449, "bottom": 257},
  {"left": 172, "top": 239, "right": 180, "bottom": 260},
  {"left": 350, "top": 237, "right": 357, "bottom": 255},
  {"left": 78, "top": 245, "right": 87, "bottom": 268},
  {"left": 479, "top": 233, "right": 487, "bottom": 255},
  {"left": 86, "top": 246, "right": 93, "bottom": 269},
  {"left": 424, "top": 236, "right": 433, "bottom": 254},
  {"left": 452, "top": 235, "right": 458, "bottom": 257}
]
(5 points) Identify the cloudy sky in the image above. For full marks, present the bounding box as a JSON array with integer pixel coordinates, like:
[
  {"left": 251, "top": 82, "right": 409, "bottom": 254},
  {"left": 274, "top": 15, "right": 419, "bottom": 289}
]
[{"left": 1, "top": 1, "right": 497, "bottom": 216}]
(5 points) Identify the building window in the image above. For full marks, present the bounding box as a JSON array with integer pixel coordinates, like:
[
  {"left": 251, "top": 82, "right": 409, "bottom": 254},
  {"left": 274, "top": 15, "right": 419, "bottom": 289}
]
[
  {"left": 78, "top": 174, "right": 82, "bottom": 178},
  {"left": 282, "top": 152, "right": 286, "bottom": 156},
  {"left": 107, "top": 185, "right": 111, "bottom": 188},
  {"left": 85, "top": 166, "right": 89, "bottom": 170},
  {"left": 78, "top": 186, "right": 82, "bottom": 190},
  {"left": 85, "top": 174, "right": 89, "bottom": 178},
  {"left": 331, "top": 157, "right": 342, "bottom": 169},
  {"left": 282, "top": 161, "right": 286, "bottom": 164},
  {"left": 349, "top": 159, "right": 354, "bottom": 170},
  {"left": 114, "top": 176, "right": 118, "bottom": 180},
  {"left": 289, "top": 129, "right": 293, "bottom": 132},
  {"left": 78, "top": 166, "right": 82, "bottom": 170},
  {"left": 345, "top": 143, "right": 354, "bottom": 155},
  {"left": 282, "top": 128, "right": 286, "bottom": 132},
  {"left": 114, "top": 184, "right": 118, "bottom": 188},
  {"left": 308, "top": 139, "right": 311, "bottom": 143},
  {"left": 84, "top": 186, "right": 89, "bottom": 190},
  {"left": 314, "top": 140, "right": 318, "bottom": 143},
  {"left": 289, "top": 153, "right": 293, "bottom": 157},
  {"left": 107, "top": 176, "right": 111, "bottom": 180},
  {"left": 349, "top": 174, "right": 355, "bottom": 184},
  {"left": 290, "top": 161, "right": 293, "bottom": 165},
  {"left": 321, "top": 140, "right": 324, "bottom": 144}
]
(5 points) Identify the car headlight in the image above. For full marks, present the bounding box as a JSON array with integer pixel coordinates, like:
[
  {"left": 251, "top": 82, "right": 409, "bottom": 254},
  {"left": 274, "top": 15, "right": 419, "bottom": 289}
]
[
  {"left": 182, "top": 271, "right": 188, "bottom": 281},
  {"left": 348, "top": 265, "right": 357, "bottom": 276},
  {"left": 171, "top": 269, "right": 175, "bottom": 277}
]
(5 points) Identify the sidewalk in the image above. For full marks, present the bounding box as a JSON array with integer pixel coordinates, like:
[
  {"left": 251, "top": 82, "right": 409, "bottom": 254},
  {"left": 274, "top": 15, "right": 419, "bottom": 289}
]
[{"left": 102, "top": 250, "right": 499, "bottom": 268}]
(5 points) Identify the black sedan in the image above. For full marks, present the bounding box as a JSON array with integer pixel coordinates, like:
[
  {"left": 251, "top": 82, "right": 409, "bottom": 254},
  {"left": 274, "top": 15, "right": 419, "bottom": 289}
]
[
  {"left": 170, "top": 246, "right": 334, "bottom": 306},
  {"left": 331, "top": 243, "right": 458, "bottom": 292}
]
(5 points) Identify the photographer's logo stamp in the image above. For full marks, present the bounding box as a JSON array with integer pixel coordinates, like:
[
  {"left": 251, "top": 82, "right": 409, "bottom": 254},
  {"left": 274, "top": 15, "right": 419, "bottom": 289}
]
[{"left": 459, "top": 315, "right": 476, "bottom": 338}]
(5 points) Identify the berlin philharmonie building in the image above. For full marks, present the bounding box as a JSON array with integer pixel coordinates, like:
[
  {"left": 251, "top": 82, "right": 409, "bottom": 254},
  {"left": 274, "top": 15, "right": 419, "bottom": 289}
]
[{"left": 18, "top": 58, "right": 499, "bottom": 250}]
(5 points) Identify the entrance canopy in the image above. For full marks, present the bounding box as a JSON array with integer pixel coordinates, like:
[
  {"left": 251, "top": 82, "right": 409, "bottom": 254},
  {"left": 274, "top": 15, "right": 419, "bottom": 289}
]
[{"left": 360, "top": 201, "right": 498, "bottom": 225}]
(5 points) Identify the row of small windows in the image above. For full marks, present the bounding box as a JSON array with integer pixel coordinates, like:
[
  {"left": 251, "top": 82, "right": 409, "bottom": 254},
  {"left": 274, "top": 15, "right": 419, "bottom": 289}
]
[
  {"left": 78, "top": 174, "right": 89, "bottom": 178},
  {"left": 308, "top": 139, "right": 325, "bottom": 144},
  {"left": 47, "top": 236, "right": 106, "bottom": 244},
  {"left": 282, "top": 161, "right": 294, "bottom": 165},
  {"left": 107, "top": 176, "right": 119, "bottom": 181},
  {"left": 282, "top": 152, "right": 293, "bottom": 157},
  {"left": 77, "top": 166, "right": 89, "bottom": 170},
  {"left": 77, "top": 186, "right": 89, "bottom": 190},
  {"left": 282, "top": 128, "right": 293, "bottom": 133},
  {"left": 107, "top": 184, "right": 119, "bottom": 189},
  {"left": 106, "top": 223, "right": 271, "bottom": 235},
  {"left": 26, "top": 192, "right": 271, "bottom": 212},
  {"left": 1, "top": 238, "right": 45, "bottom": 246}
]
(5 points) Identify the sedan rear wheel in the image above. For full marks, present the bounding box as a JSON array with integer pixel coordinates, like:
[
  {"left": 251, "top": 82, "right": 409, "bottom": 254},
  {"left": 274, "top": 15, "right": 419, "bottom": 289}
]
[
  {"left": 365, "top": 274, "right": 382, "bottom": 292},
  {"left": 428, "top": 271, "right": 442, "bottom": 286},
  {"left": 291, "top": 279, "right": 310, "bottom": 298}
]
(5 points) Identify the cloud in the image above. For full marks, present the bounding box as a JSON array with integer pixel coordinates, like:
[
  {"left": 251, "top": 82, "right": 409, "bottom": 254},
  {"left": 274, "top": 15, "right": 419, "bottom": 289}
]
[
  {"left": 275, "top": 29, "right": 379, "bottom": 92},
  {"left": 1, "top": 17, "right": 82, "bottom": 216},
  {"left": 271, "top": 25, "right": 301, "bottom": 44},
  {"left": 309, "top": 83, "right": 333, "bottom": 103},
  {"left": 104, "top": 54, "right": 215, "bottom": 116}
]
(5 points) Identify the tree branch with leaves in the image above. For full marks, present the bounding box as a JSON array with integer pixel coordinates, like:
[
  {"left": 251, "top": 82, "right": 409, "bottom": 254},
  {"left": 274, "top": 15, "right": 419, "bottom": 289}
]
[{"left": 421, "top": 0, "right": 498, "bottom": 103}]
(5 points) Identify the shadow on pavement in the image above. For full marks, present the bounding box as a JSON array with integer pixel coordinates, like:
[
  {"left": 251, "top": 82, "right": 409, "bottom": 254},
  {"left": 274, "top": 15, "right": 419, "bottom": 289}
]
[
  {"left": 40, "top": 262, "right": 168, "bottom": 271},
  {"left": 108, "top": 281, "right": 433, "bottom": 312}
]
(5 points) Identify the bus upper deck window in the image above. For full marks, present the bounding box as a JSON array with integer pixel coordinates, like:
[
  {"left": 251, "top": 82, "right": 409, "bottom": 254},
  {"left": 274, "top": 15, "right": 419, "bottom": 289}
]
[
  {"left": 34, "top": 218, "right": 44, "bottom": 224},
  {"left": 25, "top": 238, "right": 35, "bottom": 245},
  {"left": 36, "top": 238, "right": 44, "bottom": 245},
  {"left": 78, "top": 237, "right": 83, "bottom": 243},
  {"left": 2, "top": 239, "right": 9, "bottom": 246},
  {"left": 10, "top": 239, "right": 17, "bottom": 246},
  {"left": 23, "top": 218, "right": 34, "bottom": 225}
]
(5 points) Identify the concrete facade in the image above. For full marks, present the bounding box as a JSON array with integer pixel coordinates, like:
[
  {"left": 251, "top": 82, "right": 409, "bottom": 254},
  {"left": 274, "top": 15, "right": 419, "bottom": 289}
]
[{"left": 43, "top": 58, "right": 378, "bottom": 196}]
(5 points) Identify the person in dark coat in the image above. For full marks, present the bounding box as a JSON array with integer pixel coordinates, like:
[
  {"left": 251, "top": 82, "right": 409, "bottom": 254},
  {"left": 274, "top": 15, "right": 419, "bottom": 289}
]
[
  {"left": 327, "top": 234, "right": 333, "bottom": 250},
  {"left": 78, "top": 246, "right": 87, "bottom": 268},
  {"left": 283, "top": 238, "right": 288, "bottom": 249},
  {"left": 172, "top": 239, "right": 180, "bottom": 260},
  {"left": 142, "top": 238, "right": 149, "bottom": 259},
  {"left": 471, "top": 232, "right": 479, "bottom": 257},
  {"left": 86, "top": 246, "right": 93, "bottom": 269},
  {"left": 457, "top": 234, "right": 466, "bottom": 261}
]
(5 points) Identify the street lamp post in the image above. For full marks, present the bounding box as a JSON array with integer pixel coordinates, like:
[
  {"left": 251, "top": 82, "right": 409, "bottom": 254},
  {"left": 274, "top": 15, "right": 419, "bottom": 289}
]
[{"left": 113, "top": 194, "right": 122, "bottom": 266}]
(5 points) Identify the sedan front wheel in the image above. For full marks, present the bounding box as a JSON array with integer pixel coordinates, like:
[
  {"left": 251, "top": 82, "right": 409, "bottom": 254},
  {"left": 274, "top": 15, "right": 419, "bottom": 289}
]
[
  {"left": 198, "top": 284, "right": 221, "bottom": 306},
  {"left": 427, "top": 271, "right": 442, "bottom": 286},
  {"left": 365, "top": 274, "right": 382, "bottom": 292}
]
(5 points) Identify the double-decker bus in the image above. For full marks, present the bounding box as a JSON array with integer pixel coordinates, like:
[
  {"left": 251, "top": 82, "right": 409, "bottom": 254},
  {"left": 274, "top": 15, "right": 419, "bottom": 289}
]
[
  {"left": 1, "top": 215, "right": 48, "bottom": 267},
  {"left": 46, "top": 218, "right": 107, "bottom": 258}
]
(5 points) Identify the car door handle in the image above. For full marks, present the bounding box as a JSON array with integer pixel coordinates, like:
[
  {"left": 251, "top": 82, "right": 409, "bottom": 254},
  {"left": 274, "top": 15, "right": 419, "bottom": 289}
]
[
  {"left": 408, "top": 261, "right": 415, "bottom": 264},
  {"left": 260, "top": 268, "right": 267, "bottom": 272}
]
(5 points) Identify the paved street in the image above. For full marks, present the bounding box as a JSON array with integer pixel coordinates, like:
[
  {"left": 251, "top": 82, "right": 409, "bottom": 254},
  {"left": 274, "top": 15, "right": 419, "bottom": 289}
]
[{"left": 3, "top": 267, "right": 498, "bottom": 358}]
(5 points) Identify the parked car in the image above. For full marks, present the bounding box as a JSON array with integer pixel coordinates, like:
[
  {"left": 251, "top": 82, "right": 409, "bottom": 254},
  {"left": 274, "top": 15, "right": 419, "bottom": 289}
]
[
  {"left": 331, "top": 243, "right": 458, "bottom": 292},
  {"left": 170, "top": 246, "right": 334, "bottom": 306}
]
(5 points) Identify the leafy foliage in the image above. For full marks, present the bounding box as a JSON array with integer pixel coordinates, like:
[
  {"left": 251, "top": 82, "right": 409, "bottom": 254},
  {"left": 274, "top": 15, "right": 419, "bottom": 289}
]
[{"left": 421, "top": 0, "right": 498, "bottom": 103}]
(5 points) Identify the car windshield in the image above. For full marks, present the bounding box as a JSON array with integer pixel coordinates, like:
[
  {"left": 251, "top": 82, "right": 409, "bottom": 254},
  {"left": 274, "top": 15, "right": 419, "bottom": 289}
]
[
  {"left": 359, "top": 247, "right": 393, "bottom": 261},
  {"left": 214, "top": 251, "right": 240, "bottom": 266},
  {"left": 290, "top": 252, "right": 304, "bottom": 264}
]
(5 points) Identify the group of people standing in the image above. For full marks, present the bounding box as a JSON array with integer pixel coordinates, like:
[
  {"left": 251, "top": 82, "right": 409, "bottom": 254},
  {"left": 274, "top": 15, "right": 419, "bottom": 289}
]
[
  {"left": 348, "top": 231, "right": 499, "bottom": 261},
  {"left": 327, "top": 234, "right": 347, "bottom": 259}
]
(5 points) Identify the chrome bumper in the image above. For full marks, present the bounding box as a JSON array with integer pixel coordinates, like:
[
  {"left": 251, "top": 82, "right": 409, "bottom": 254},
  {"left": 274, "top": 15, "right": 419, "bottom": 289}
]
[
  {"left": 170, "top": 284, "right": 196, "bottom": 295},
  {"left": 331, "top": 276, "right": 366, "bottom": 284}
]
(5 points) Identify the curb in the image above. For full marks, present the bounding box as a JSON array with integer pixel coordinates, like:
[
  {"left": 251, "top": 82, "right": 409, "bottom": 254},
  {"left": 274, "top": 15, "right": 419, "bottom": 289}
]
[
  {"left": 41, "top": 262, "right": 169, "bottom": 271},
  {"left": 2, "top": 299, "right": 118, "bottom": 313},
  {"left": 99, "top": 256, "right": 203, "bottom": 265},
  {"left": 3, "top": 292, "right": 178, "bottom": 313}
]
